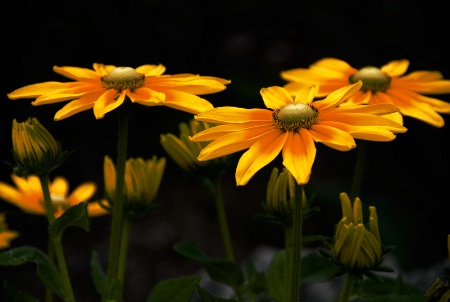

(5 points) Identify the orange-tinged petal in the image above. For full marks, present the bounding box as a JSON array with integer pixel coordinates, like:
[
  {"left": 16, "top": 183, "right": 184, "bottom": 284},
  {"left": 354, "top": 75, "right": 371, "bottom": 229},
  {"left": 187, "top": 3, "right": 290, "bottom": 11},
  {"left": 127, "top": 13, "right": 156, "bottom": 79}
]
[
  {"left": 67, "top": 183, "right": 96, "bottom": 206},
  {"left": 190, "top": 121, "right": 272, "bottom": 141},
  {"left": 261, "top": 86, "right": 293, "bottom": 109},
  {"left": 347, "top": 90, "right": 372, "bottom": 105},
  {"left": 148, "top": 74, "right": 230, "bottom": 94},
  {"left": 0, "top": 183, "right": 23, "bottom": 205},
  {"left": 87, "top": 201, "right": 109, "bottom": 216},
  {"left": 50, "top": 177, "right": 69, "bottom": 197},
  {"left": 54, "top": 97, "right": 96, "bottom": 121},
  {"left": 198, "top": 125, "right": 275, "bottom": 160},
  {"left": 53, "top": 65, "right": 101, "bottom": 81},
  {"left": 7, "top": 82, "right": 70, "bottom": 99},
  {"left": 162, "top": 90, "right": 214, "bottom": 114},
  {"left": 319, "top": 121, "right": 398, "bottom": 141},
  {"left": 128, "top": 87, "right": 166, "bottom": 105},
  {"left": 309, "top": 125, "right": 356, "bottom": 151},
  {"left": 329, "top": 103, "right": 400, "bottom": 116},
  {"left": 282, "top": 130, "right": 316, "bottom": 185},
  {"left": 93, "top": 89, "right": 124, "bottom": 119},
  {"left": 136, "top": 64, "right": 166, "bottom": 77},
  {"left": 293, "top": 85, "right": 319, "bottom": 104},
  {"left": 380, "top": 59, "right": 409, "bottom": 77},
  {"left": 400, "top": 70, "right": 444, "bottom": 81},
  {"left": 236, "top": 130, "right": 288, "bottom": 186},
  {"left": 315, "top": 82, "right": 363, "bottom": 111},
  {"left": 195, "top": 107, "right": 272, "bottom": 124}
]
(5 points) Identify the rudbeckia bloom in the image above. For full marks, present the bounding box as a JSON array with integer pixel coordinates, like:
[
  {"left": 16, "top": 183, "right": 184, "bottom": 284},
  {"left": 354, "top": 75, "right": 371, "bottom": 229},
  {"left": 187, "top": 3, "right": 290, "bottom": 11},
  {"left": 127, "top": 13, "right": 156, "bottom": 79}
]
[
  {"left": 332, "top": 192, "right": 382, "bottom": 271},
  {"left": 190, "top": 83, "right": 406, "bottom": 186},
  {"left": 103, "top": 155, "right": 166, "bottom": 215},
  {"left": 0, "top": 214, "right": 19, "bottom": 249},
  {"left": 281, "top": 58, "right": 450, "bottom": 127},
  {"left": 7, "top": 63, "right": 231, "bottom": 120},
  {"left": 0, "top": 174, "right": 107, "bottom": 218}
]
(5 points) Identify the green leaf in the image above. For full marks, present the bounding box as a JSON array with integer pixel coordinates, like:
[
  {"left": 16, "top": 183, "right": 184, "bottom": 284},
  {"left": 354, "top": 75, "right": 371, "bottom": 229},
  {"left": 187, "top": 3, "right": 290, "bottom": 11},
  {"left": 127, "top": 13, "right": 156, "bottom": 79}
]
[
  {"left": 196, "top": 283, "right": 238, "bottom": 302},
  {"left": 266, "top": 250, "right": 285, "bottom": 302},
  {"left": 3, "top": 281, "right": 39, "bottom": 302},
  {"left": 173, "top": 240, "right": 244, "bottom": 287},
  {"left": 102, "top": 278, "right": 123, "bottom": 302},
  {"left": 147, "top": 276, "right": 201, "bottom": 302},
  {"left": 0, "top": 246, "right": 65, "bottom": 298},
  {"left": 49, "top": 202, "right": 90, "bottom": 240},
  {"left": 90, "top": 250, "right": 106, "bottom": 297},
  {"left": 301, "top": 252, "right": 340, "bottom": 282},
  {"left": 245, "top": 261, "right": 267, "bottom": 294},
  {"left": 353, "top": 274, "right": 423, "bottom": 298}
]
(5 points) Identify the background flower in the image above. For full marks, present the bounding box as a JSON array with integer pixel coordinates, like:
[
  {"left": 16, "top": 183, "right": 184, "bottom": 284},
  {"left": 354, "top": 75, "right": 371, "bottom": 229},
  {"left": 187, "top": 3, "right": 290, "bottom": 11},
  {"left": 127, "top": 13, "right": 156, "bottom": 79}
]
[{"left": 281, "top": 58, "right": 450, "bottom": 127}]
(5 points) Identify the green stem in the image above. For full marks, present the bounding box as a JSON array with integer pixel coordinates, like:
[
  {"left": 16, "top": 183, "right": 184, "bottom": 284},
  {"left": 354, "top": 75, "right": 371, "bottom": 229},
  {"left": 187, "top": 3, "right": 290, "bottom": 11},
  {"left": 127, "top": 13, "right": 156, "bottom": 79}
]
[
  {"left": 45, "top": 239, "right": 55, "bottom": 302},
  {"left": 39, "top": 174, "right": 76, "bottom": 302},
  {"left": 350, "top": 140, "right": 367, "bottom": 201},
  {"left": 117, "top": 216, "right": 132, "bottom": 282},
  {"left": 209, "top": 174, "right": 235, "bottom": 262},
  {"left": 338, "top": 273, "right": 355, "bottom": 302},
  {"left": 286, "top": 184, "right": 305, "bottom": 302},
  {"left": 105, "top": 110, "right": 129, "bottom": 291}
]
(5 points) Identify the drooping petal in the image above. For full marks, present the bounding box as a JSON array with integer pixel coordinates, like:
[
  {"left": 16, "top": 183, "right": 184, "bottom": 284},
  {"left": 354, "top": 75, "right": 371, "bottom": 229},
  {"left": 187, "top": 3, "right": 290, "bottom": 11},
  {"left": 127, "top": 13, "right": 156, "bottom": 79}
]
[
  {"left": 190, "top": 121, "right": 272, "bottom": 141},
  {"left": 93, "top": 90, "right": 124, "bottom": 119},
  {"left": 53, "top": 65, "right": 102, "bottom": 81},
  {"left": 54, "top": 97, "right": 97, "bottom": 121},
  {"left": 67, "top": 183, "right": 96, "bottom": 206},
  {"left": 195, "top": 107, "right": 272, "bottom": 124},
  {"left": 161, "top": 89, "right": 214, "bottom": 114},
  {"left": 260, "top": 86, "right": 294, "bottom": 109},
  {"left": 128, "top": 87, "right": 166, "bottom": 105},
  {"left": 282, "top": 130, "right": 316, "bottom": 185},
  {"left": 309, "top": 125, "right": 356, "bottom": 151},
  {"left": 198, "top": 125, "right": 275, "bottom": 160},
  {"left": 236, "top": 130, "right": 288, "bottom": 186},
  {"left": 380, "top": 59, "right": 409, "bottom": 77}
]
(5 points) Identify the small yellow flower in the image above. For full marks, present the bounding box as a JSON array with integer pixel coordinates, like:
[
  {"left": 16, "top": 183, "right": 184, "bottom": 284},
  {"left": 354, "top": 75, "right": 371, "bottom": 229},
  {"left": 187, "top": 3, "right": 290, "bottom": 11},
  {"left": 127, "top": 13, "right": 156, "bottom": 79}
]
[
  {"left": 332, "top": 192, "right": 382, "bottom": 271},
  {"left": 0, "top": 174, "right": 107, "bottom": 218},
  {"left": 7, "top": 63, "right": 231, "bottom": 120},
  {"left": 281, "top": 58, "right": 450, "bottom": 127},
  {"left": 0, "top": 214, "right": 19, "bottom": 249},
  {"left": 160, "top": 119, "right": 230, "bottom": 172},
  {"left": 191, "top": 83, "right": 406, "bottom": 186},
  {"left": 103, "top": 155, "right": 166, "bottom": 215},
  {"left": 11, "top": 118, "right": 70, "bottom": 177}
]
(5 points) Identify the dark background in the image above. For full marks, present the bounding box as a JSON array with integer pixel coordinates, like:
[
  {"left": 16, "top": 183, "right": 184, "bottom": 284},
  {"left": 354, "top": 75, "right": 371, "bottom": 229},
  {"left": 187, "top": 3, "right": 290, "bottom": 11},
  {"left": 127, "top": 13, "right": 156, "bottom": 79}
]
[{"left": 1, "top": 0, "right": 449, "bottom": 301}]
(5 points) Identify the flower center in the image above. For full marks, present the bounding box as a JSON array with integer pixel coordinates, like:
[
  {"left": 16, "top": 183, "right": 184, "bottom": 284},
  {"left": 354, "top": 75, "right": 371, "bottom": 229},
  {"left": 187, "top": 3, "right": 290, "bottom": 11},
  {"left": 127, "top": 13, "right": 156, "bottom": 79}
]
[
  {"left": 348, "top": 66, "right": 391, "bottom": 93},
  {"left": 272, "top": 103, "right": 319, "bottom": 132},
  {"left": 101, "top": 67, "right": 145, "bottom": 91}
]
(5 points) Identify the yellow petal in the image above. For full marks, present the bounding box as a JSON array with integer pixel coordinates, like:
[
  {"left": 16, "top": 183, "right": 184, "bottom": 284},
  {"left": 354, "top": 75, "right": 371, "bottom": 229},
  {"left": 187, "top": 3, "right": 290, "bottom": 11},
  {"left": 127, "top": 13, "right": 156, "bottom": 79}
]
[
  {"left": 54, "top": 97, "right": 96, "bottom": 121},
  {"left": 128, "top": 87, "right": 166, "bottom": 105},
  {"left": 0, "top": 183, "right": 23, "bottom": 205},
  {"left": 8, "top": 82, "right": 69, "bottom": 99},
  {"left": 67, "top": 183, "right": 97, "bottom": 206},
  {"left": 260, "top": 86, "right": 293, "bottom": 109},
  {"left": 282, "top": 130, "right": 316, "bottom": 185},
  {"left": 53, "top": 65, "right": 101, "bottom": 81},
  {"left": 195, "top": 107, "right": 272, "bottom": 123},
  {"left": 87, "top": 201, "right": 110, "bottom": 217},
  {"left": 136, "top": 64, "right": 166, "bottom": 76},
  {"left": 148, "top": 74, "right": 230, "bottom": 94},
  {"left": 198, "top": 125, "right": 274, "bottom": 160},
  {"left": 162, "top": 90, "right": 214, "bottom": 114},
  {"left": 236, "top": 130, "right": 288, "bottom": 186},
  {"left": 293, "top": 85, "right": 319, "bottom": 104},
  {"left": 380, "top": 59, "right": 409, "bottom": 77},
  {"left": 190, "top": 121, "right": 272, "bottom": 141},
  {"left": 319, "top": 121, "right": 398, "bottom": 141},
  {"left": 309, "top": 125, "right": 356, "bottom": 151},
  {"left": 315, "top": 82, "right": 362, "bottom": 111},
  {"left": 50, "top": 177, "right": 69, "bottom": 197},
  {"left": 93, "top": 90, "right": 124, "bottom": 119}
]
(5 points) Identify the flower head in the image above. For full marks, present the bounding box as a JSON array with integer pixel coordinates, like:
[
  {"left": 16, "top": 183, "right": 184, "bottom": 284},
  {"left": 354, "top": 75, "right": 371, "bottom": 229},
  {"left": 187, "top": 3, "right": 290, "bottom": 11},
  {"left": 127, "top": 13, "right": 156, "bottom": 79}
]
[
  {"left": 160, "top": 119, "right": 230, "bottom": 174},
  {"left": 103, "top": 155, "right": 166, "bottom": 216},
  {"left": 0, "top": 174, "right": 107, "bottom": 218},
  {"left": 281, "top": 58, "right": 450, "bottom": 127},
  {"left": 331, "top": 192, "right": 383, "bottom": 272},
  {"left": 190, "top": 83, "right": 406, "bottom": 186},
  {"left": 0, "top": 214, "right": 19, "bottom": 249},
  {"left": 8, "top": 64, "right": 231, "bottom": 120},
  {"left": 11, "top": 118, "right": 71, "bottom": 177}
]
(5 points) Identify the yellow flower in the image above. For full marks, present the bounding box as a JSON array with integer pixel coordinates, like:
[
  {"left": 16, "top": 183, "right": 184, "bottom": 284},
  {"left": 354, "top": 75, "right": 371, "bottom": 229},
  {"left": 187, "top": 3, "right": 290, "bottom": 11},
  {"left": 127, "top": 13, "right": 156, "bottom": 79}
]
[
  {"left": 11, "top": 118, "right": 70, "bottom": 177},
  {"left": 0, "top": 174, "right": 107, "bottom": 218},
  {"left": 190, "top": 83, "right": 406, "bottom": 186},
  {"left": 160, "top": 119, "right": 230, "bottom": 172},
  {"left": 0, "top": 214, "right": 19, "bottom": 249},
  {"left": 7, "top": 63, "right": 231, "bottom": 120},
  {"left": 332, "top": 192, "right": 382, "bottom": 271},
  {"left": 103, "top": 155, "right": 166, "bottom": 215},
  {"left": 281, "top": 58, "right": 450, "bottom": 127}
]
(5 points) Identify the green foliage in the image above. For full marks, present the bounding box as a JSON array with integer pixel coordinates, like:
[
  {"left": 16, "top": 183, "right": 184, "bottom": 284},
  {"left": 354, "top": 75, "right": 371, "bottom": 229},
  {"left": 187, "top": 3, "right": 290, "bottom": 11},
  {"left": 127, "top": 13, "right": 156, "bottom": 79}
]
[
  {"left": 90, "top": 250, "right": 107, "bottom": 297},
  {"left": 196, "top": 283, "right": 238, "bottom": 302},
  {"left": 3, "top": 281, "right": 39, "bottom": 302},
  {"left": 147, "top": 276, "right": 201, "bottom": 302},
  {"left": 0, "top": 246, "right": 65, "bottom": 299},
  {"left": 173, "top": 240, "right": 245, "bottom": 288},
  {"left": 49, "top": 202, "right": 90, "bottom": 240},
  {"left": 266, "top": 250, "right": 286, "bottom": 302}
]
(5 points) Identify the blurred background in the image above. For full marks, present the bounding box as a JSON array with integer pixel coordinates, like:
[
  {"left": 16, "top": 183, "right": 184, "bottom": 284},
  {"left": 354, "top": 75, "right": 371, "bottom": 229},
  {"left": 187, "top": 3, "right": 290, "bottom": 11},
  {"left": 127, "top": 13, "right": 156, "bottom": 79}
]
[{"left": 1, "top": 0, "right": 449, "bottom": 301}]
